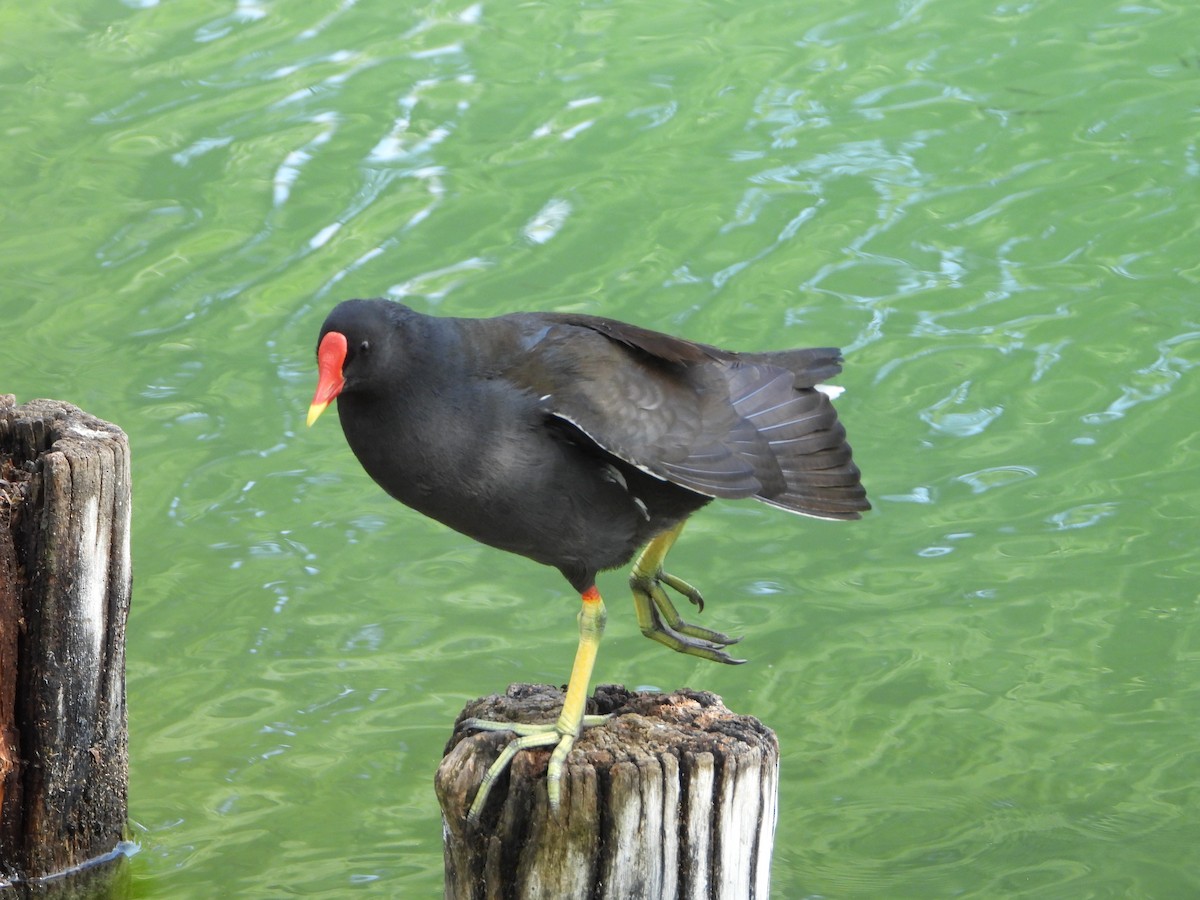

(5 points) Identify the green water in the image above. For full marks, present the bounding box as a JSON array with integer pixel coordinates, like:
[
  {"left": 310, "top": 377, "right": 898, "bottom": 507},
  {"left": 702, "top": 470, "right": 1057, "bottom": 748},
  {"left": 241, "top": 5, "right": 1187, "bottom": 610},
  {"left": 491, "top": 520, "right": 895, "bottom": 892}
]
[{"left": 3, "top": 0, "right": 1198, "bottom": 896}]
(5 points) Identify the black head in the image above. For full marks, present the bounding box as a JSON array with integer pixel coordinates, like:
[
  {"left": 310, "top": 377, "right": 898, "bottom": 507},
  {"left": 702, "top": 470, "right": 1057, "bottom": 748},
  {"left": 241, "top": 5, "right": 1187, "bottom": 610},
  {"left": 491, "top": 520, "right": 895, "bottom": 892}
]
[{"left": 308, "top": 299, "right": 416, "bottom": 424}]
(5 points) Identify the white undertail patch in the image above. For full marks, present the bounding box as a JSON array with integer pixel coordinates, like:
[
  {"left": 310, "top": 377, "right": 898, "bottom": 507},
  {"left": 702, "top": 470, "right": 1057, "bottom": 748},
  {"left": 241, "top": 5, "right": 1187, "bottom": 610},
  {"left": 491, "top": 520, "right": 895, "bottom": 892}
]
[{"left": 815, "top": 384, "right": 845, "bottom": 400}]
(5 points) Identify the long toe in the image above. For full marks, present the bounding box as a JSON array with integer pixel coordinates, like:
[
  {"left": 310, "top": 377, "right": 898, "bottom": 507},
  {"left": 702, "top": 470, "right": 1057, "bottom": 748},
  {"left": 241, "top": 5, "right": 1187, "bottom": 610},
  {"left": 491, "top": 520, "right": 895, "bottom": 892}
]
[
  {"left": 645, "top": 601, "right": 747, "bottom": 664},
  {"left": 466, "top": 725, "right": 562, "bottom": 823},
  {"left": 659, "top": 570, "right": 706, "bottom": 612},
  {"left": 670, "top": 617, "right": 742, "bottom": 646},
  {"left": 464, "top": 716, "right": 612, "bottom": 822}
]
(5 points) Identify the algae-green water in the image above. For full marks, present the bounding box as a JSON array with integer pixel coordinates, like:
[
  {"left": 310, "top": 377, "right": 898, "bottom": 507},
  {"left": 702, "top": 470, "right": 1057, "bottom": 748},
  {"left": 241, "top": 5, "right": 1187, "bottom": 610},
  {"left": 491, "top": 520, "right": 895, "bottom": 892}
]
[{"left": 2, "top": 1, "right": 1198, "bottom": 896}]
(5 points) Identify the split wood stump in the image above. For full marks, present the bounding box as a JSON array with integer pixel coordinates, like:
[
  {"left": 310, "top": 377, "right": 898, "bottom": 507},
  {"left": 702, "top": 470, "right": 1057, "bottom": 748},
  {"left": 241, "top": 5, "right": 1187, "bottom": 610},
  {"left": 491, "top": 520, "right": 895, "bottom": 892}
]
[
  {"left": 0, "top": 397, "right": 132, "bottom": 894},
  {"left": 437, "top": 683, "right": 779, "bottom": 900}
]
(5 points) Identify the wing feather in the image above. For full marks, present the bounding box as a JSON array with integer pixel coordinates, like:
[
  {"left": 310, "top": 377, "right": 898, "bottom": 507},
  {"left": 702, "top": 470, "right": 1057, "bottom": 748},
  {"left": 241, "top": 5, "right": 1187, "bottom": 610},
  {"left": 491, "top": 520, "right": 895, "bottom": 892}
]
[{"left": 498, "top": 313, "right": 868, "bottom": 518}]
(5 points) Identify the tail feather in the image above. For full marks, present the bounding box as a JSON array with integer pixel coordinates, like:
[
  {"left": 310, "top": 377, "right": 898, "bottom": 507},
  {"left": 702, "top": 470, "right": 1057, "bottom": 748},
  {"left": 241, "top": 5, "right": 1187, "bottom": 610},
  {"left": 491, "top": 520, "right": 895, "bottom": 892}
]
[
  {"left": 722, "top": 357, "right": 869, "bottom": 520},
  {"left": 743, "top": 347, "right": 844, "bottom": 387}
]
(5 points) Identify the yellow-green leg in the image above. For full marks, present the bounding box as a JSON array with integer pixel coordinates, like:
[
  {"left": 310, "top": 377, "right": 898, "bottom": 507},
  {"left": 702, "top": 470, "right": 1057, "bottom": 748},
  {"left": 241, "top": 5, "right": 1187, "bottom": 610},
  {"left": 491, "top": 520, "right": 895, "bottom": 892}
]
[
  {"left": 630, "top": 520, "right": 746, "bottom": 665},
  {"left": 462, "top": 521, "right": 740, "bottom": 822},
  {"left": 463, "top": 586, "right": 609, "bottom": 822}
]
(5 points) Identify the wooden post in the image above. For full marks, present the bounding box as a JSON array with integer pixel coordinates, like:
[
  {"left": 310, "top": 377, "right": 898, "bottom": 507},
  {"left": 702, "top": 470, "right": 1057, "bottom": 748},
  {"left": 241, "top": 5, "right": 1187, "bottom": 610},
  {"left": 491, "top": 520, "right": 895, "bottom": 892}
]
[
  {"left": 437, "top": 683, "right": 779, "bottom": 900},
  {"left": 0, "top": 396, "right": 132, "bottom": 893}
]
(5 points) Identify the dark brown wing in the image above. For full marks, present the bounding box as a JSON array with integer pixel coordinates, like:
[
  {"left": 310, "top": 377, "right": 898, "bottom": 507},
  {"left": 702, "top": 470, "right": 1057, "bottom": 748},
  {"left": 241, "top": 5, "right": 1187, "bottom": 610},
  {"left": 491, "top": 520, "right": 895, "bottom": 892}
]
[{"left": 502, "top": 313, "right": 869, "bottom": 520}]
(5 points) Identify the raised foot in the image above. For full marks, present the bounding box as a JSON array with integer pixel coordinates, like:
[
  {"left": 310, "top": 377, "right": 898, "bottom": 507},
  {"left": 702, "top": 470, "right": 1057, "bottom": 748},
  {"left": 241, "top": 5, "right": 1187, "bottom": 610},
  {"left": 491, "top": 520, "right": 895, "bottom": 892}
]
[
  {"left": 630, "top": 568, "right": 746, "bottom": 665},
  {"left": 461, "top": 714, "right": 610, "bottom": 822}
]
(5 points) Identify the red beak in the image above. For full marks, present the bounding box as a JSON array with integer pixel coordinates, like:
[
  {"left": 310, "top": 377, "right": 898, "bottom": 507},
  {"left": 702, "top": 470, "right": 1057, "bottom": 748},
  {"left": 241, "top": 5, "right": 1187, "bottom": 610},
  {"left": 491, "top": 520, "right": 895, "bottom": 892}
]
[{"left": 307, "top": 331, "right": 348, "bottom": 426}]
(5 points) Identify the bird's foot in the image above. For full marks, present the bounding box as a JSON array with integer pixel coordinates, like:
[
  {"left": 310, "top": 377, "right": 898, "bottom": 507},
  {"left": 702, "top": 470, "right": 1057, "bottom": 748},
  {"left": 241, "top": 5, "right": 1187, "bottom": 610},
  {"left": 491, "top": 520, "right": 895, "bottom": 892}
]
[
  {"left": 630, "top": 567, "right": 746, "bottom": 665},
  {"left": 461, "top": 714, "right": 610, "bottom": 822}
]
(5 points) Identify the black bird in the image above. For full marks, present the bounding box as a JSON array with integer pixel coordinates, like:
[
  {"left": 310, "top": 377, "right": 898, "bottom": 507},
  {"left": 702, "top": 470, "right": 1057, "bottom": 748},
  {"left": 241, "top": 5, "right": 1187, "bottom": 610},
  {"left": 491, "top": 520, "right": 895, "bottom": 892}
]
[{"left": 307, "top": 299, "right": 868, "bottom": 819}]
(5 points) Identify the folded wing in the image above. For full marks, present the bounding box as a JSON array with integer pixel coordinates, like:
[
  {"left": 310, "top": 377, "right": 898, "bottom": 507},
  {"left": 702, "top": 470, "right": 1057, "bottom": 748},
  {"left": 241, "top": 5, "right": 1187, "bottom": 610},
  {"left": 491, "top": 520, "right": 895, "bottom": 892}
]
[{"left": 504, "top": 313, "right": 869, "bottom": 520}]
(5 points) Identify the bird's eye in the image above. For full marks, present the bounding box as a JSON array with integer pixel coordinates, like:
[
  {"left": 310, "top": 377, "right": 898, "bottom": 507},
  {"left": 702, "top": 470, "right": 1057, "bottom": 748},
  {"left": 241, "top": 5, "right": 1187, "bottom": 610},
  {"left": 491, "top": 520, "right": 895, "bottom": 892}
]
[{"left": 359, "top": 340, "right": 370, "bottom": 353}]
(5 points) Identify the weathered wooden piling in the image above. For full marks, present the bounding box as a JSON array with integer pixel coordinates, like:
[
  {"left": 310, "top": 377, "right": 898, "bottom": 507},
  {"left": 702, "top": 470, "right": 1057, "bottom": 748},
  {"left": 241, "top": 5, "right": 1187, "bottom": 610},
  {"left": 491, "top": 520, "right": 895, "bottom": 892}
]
[
  {"left": 0, "top": 396, "right": 132, "bottom": 893},
  {"left": 437, "top": 683, "right": 779, "bottom": 900}
]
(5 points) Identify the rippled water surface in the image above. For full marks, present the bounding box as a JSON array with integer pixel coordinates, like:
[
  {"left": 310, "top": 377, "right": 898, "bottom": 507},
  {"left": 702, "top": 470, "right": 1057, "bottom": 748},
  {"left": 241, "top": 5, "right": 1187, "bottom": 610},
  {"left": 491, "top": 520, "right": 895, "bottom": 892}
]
[{"left": 3, "top": 1, "right": 1198, "bottom": 896}]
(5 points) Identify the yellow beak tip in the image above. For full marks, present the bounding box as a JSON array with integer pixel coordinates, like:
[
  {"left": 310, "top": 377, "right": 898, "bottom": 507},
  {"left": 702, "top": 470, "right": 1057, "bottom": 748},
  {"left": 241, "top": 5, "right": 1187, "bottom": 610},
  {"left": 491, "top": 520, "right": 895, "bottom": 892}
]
[{"left": 306, "top": 402, "right": 329, "bottom": 428}]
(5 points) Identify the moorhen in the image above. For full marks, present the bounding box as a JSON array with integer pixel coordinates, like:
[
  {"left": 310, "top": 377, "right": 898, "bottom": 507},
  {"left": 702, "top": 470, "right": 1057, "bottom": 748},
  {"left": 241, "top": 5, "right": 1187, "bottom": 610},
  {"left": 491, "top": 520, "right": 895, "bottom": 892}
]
[{"left": 307, "top": 298, "right": 868, "bottom": 820}]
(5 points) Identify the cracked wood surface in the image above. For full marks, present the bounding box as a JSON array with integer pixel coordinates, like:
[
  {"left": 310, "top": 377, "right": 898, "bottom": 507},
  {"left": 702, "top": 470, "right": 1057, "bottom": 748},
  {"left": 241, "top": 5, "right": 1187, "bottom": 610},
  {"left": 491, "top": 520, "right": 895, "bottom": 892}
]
[{"left": 438, "top": 683, "right": 779, "bottom": 900}]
